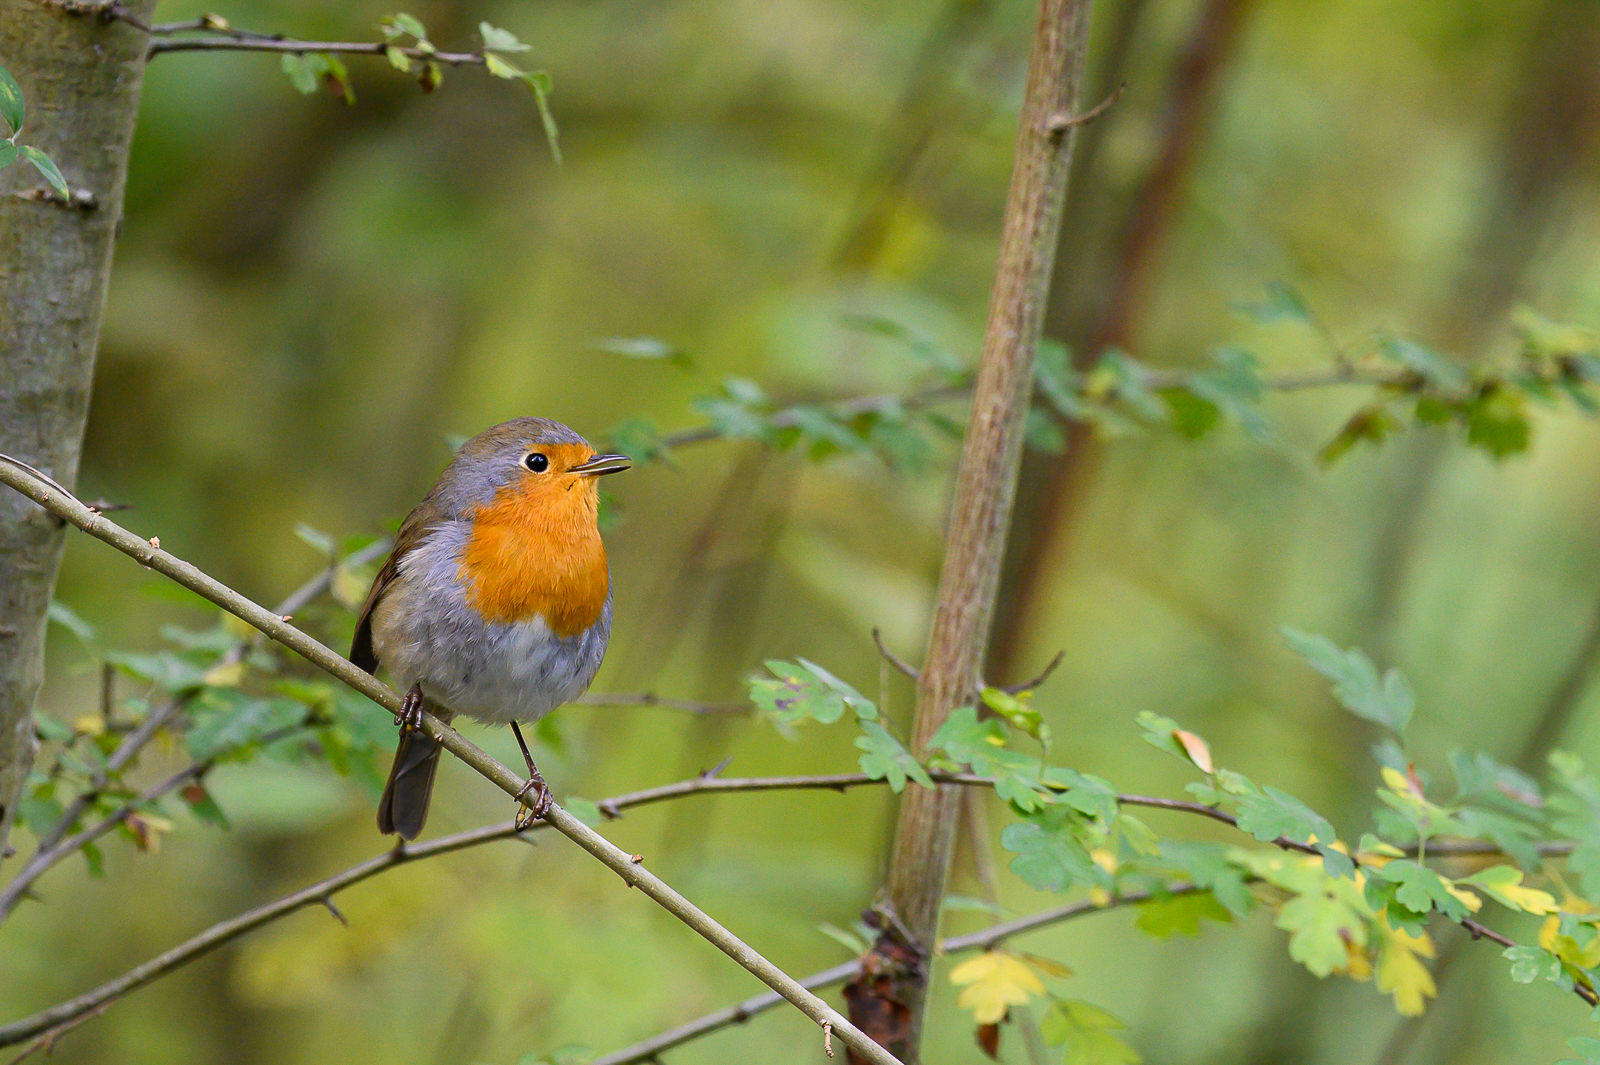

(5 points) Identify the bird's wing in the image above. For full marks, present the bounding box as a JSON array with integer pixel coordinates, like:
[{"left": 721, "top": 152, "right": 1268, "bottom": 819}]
[{"left": 350, "top": 503, "right": 442, "bottom": 675}]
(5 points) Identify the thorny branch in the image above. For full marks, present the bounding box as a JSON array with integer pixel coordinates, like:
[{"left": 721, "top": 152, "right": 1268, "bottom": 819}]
[{"left": 0, "top": 457, "right": 904, "bottom": 1065}]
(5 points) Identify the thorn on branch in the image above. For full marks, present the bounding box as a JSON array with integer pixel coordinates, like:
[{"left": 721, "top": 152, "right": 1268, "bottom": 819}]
[
  {"left": 317, "top": 896, "right": 348, "bottom": 927},
  {"left": 1041, "top": 83, "right": 1125, "bottom": 138},
  {"left": 872, "top": 628, "right": 919, "bottom": 682},
  {"left": 701, "top": 756, "right": 733, "bottom": 781}
]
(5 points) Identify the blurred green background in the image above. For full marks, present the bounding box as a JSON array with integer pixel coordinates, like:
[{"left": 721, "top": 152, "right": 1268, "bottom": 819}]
[{"left": 5, "top": 0, "right": 1600, "bottom": 1062}]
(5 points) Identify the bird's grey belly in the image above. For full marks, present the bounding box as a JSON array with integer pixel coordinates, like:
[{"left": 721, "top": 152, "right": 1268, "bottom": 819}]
[{"left": 369, "top": 528, "right": 611, "bottom": 724}]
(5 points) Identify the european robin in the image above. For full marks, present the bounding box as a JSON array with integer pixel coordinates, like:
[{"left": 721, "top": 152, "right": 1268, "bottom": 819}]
[{"left": 350, "top": 418, "right": 631, "bottom": 839}]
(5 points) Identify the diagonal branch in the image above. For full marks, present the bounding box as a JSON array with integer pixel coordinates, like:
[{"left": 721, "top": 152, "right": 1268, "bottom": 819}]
[{"left": 0, "top": 456, "right": 903, "bottom": 1065}]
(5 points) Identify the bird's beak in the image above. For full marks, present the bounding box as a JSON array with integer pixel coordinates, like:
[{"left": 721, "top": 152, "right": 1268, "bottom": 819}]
[{"left": 570, "top": 453, "right": 632, "bottom": 477}]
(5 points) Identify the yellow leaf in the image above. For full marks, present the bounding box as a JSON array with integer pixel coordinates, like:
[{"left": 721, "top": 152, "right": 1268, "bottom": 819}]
[
  {"left": 1541, "top": 913, "right": 1600, "bottom": 969},
  {"left": 1460, "top": 866, "right": 1558, "bottom": 916},
  {"left": 1375, "top": 922, "right": 1436, "bottom": 1016},
  {"left": 950, "top": 952, "right": 1046, "bottom": 1024},
  {"left": 72, "top": 715, "right": 105, "bottom": 737},
  {"left": 1343, "top": 937, "right": 1373, "bottom": 982},
  {"left": 1091, "top": 849, "right": 1118, "bottom": 875},
  {"left": 1443, "top": 883, "right": 1483, "bottom": 914},
  {"left": 203, "top": 660, "right": 246, "bottom": 687},
  {"left": 1379, "top": 767, "right": 1412, "bottom": 794}
]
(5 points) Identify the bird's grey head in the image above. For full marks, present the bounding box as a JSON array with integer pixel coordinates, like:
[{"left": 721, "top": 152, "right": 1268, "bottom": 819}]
[{"left": 433, "top": 417, "right": 593, "bottom": 515}]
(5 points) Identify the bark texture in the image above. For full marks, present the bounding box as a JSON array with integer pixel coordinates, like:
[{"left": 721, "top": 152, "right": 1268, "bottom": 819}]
[
  {"left": 0, "top": 0, "right": 155, "bottom": 861},
  {"left": 862, "top": 0, "right": 1096, "bottom": 1057}
]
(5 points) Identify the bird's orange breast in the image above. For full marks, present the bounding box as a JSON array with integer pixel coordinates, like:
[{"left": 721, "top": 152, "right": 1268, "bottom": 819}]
[{"left": 458, "top": 466, "right": 609, "bottom": 637}]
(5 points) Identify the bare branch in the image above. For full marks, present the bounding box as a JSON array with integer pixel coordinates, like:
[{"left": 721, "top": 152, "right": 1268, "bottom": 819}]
[
  {"left": 872, "top": 628, "right": 921, "bottom": 681},
  {"left": 999, "top": 649, "right": 1064, "bottom": 695},
  {"left": 0, "top": 457, "right": 903, "bottom": 1065}
]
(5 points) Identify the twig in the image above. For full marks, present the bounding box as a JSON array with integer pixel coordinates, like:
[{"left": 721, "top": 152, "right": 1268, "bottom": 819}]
[
  {"left": 0, "top": 538, "right": 390, "bottom": 921},
  {"left": 999, "top": 649, "right": 1064, "bottom": 694},
  {"left": 0, "top": 457, "right": 902, "bottom": 1065},
  {"left": 872, "top": 628, "right": 920, "bottom": 681},
  {"left": 1041, "top": 82, "right": 1125, "bottom": 135}
]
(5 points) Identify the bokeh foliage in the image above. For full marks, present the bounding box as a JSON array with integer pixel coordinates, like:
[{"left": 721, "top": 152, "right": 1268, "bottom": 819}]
[{"left": 6, "top": 0, "right": 1600, "bottom": 1063}]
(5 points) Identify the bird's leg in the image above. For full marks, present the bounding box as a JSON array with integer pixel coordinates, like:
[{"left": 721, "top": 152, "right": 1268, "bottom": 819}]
[
  {"left": 510, "top": 720, "right": 552, "bottom": 830},
  {"left": 395, "top": 683, "right": 426, "bottom": 731}
]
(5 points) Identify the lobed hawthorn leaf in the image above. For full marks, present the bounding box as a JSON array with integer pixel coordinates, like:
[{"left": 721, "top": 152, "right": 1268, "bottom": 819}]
[
  {"left": 1001, "top": 807, "right": 1106, "bottom": 893},
  {"left": 1159, "top": 842, "right": 1254, "bottom": 918},
  {"left": 932, "top": 707, "right": 1055, "bottom": 812},
  {"left": 1458, "top": 865, "right": 1558, "bottom": 915},
  {"left": 1464, "top": 384, "right": 1530, "bottom": 459},
  {"left": 855, "top": 720, "right": 932, "bottom": 793},
  {"left": 1186, "top": 346, "right": 1272, "bottom": 443},
  {"left": 1039, "top": 998, "right": 1142, "bottom": 1065},
  {"left": 1504, "top": 943, "right": 1563, "bottom": 985},
  {"left": 1135, "top": 891, "right": 1231, "bottom": 938},
  {"left": 1281, "top": 627, "right": 1412, "bottom": 734},
  {"left": 1375, "top": 921, "right": 1437, "bottom": 1016},
  {"left": 185, "top": 692, "right": 306, "bottom": 762},
  {"left": 1370, "top": 859, "right": 1473, "bottom": 922},
  {"left": 1043, "top": 766, "right": 1119, "bottom": 824},
  {"left": 949, "top": 952, "right": 1045, "bottom": 1025},
  {"left": 1448, "top": 748, "right": 1543, "bottom": 808},
  {"left": 1277, "top": 881, "right": 1368, "bottom": 977},
  {"left": 1319, "top": 404, "right": 1401, "bottom": 467},
  {"left": 1135, "top": 710, "right": 1187, "bottom": 759},
  {"left": 981, "top": 687, "right": 1050, "bottom": 748}
]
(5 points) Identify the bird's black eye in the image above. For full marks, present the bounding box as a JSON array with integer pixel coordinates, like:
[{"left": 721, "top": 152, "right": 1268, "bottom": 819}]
[{"left": 525, "top": 452, "right": 550, "bottom": 473}]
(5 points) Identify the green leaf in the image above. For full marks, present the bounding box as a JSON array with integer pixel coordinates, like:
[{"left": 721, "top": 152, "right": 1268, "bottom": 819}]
[
  {"left": 46, "top": 600, "right": 96, "bottom": 644},
  {"left": 1024, "top": 407, "right": 1067, "bottom": 452},
  {"left": 180, "top": 782, "right": 230, "bottom": 830},
  {"left": 525, "top": 69, "right": 561, "bottom": 165},
  {"left": 108, "top": 651, "right": 209, "bottom": 693},
  {"left": 817, "top": 921, "right": 868, "bottom": 955},
  {"left": 281, "top": 54, "right": 319, "bottom": 94},
  {"left": 980, "top": 687, "right": 1050, "bottom": 747},
  {"left": 185, "top": 693, "right": 305, "bottom": 761},
  {"left": 1187, "top": 346, "right": 1271, "bottom": 442},
  {"left": 485, "top": 52, "right": 523, "bottom": 80},
  {"left": 1039, "top": 999, "right": 1141, "bottom": 1065},
  {"left": 748, "top": 659, "right": 876, "bottom": 725},
  {"left": 1382, "top": 336, "right": 1467, "bottom": 392},
  {"left": 1034, "top": 339, "right": 1086, "bottom": 421},
  {"left": 1161, "top": 388, "right": 1221, "bottom": 438},
  {"left": 1277, "top": 884, "right": 1367, "bottom": 977},
  {"left": 480, "top": 22, "right": 531, "bottom": 52},
  {"left": 1464, "top": 385, "right": 1530, "bottom": 459},
  {"left": 1373, "top": 859, "right": 1470, "bottom": 921},
  {"left": 321, "top": 54, "right": 355, "bottom": 105},
  {"left": 1457, "top": 865, "right": 1558, "bottom": 915},
  {"left": 294, "top": 523, "right": 337, "bottom": 557},
  {"left": 1281, "top": 627, "right": 1412, "bottom": 733},
  {"left": 0, "top": 62, "right": 24, "bottom": 136},
  {"left": 1560, "top": 1036, "right": 1600, "bottom": 1065},
  {"left": 589, "top": 337, "right": 690, "bottom": 367},
  {"left": 1234, "top": 281, "right": 1311, "bottom": 326},
  {"left": 1319, "top": 404, "right": 1400, "bottom": 466},
  {"left": 1135, "top": 710, "right": 1187, "bottom": 758},
  {"left": 385, "top": 45, "right": 411, "bottom": 71},
  {"left": 387, "top": 12, "right": 429, "bottom": 40},
  {"left": 16, "top": 789, "right": 64, "bottom": 840},
  {"left": 1134, "top": 891, "right": 1232, "bottom": 938},
  {"left": 1159, "top": 842, "right": 1255, "bottom": 917},
  {"left": 0, "top": 143, "right": 17, "bottom": 169},
  {"left": 1233, "top": 782, "right": 1338, "bottom": 847},
  {"left": 1001, "top": 807, "right": 1105, "bottom": 893},
  {"left": 931, "top": 706, "right": 1056, "bottom": 813},
  {"left": 1043, "top": 767, "right": 1119, "bottom": 824},
  {"left": 19, "top": 145, "right": 67, "bottom": 198},
  {"left": 1504, "top": 944, "right": 1563, "bottom": 985},
  {"left": 605, "top": 418, "right": 669, "bottom": 465},
  {"left": 856, "top": 720, "right": 932, "bottom": 793}
]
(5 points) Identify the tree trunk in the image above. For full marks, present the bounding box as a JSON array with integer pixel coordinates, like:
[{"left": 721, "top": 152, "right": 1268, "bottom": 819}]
[
  {"left": 0, "top": 0, "right": 155, "bottom": 862},
  {"left": 852, "top": 1, "right": 1096, "bottom": 1058}
]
